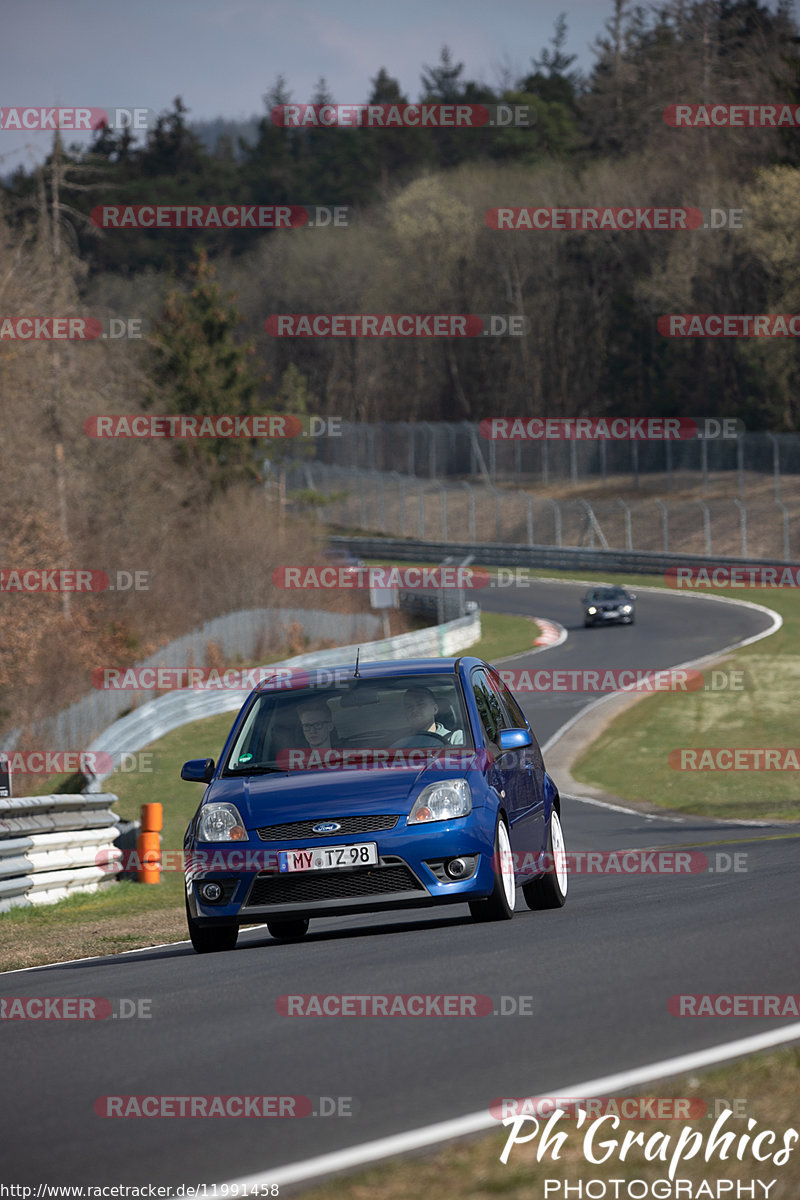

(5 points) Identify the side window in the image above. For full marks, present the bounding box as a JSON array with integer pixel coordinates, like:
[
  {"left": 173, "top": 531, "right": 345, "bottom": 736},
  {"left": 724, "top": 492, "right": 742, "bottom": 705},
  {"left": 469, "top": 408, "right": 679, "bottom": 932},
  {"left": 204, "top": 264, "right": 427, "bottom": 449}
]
[
  {"left": 493, "top": 675, "right": 528, "bottom": 730},
  {"left": 471, "top": 668, "right": 504, "bottom": 749},
  {"left": 493, "top": 673, "right": 544, "bottom": 769}
]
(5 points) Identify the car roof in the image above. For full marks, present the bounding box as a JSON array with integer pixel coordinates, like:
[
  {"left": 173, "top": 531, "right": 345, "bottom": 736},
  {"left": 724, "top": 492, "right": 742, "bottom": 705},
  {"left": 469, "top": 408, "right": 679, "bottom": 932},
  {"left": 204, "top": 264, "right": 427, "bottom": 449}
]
[{"left": 254, "top": 657, "right": 489, "bottom": 693}]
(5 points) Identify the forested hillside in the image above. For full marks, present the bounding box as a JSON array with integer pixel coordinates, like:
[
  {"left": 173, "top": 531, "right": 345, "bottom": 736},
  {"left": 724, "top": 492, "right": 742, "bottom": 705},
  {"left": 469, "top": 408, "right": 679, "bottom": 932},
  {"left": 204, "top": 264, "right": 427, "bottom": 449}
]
[{"left": 2, "top": 0, "right": 800, "bottom": 734}]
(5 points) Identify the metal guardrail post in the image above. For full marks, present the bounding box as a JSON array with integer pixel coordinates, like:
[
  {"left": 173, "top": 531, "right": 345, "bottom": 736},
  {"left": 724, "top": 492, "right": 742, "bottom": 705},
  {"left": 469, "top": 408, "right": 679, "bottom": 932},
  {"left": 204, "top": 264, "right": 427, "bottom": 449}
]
[
  {"left": 697, "top": 500, "right": 712, "bottom": 555},
  {"left": 775, "top": 499, "right": 790, "bottom": 560},
  {"left": 654, "top": 499, "right": 669, "bottom": 551},
  {"left": 461, "top": 481, "right": 477, "bottom": 544},
  {"left": 767, "top": 432, "right": 781, "bottom": 502},
  {"left": 577, "top": 499, "right": 609, "bottom": 550},
  {"left": 526, "top": 496, "right": 534, "bottom": 547},
  {"left": 418, "top": 481, "right": 426, "bottom": 540},
  {"left": 616, "top": 498, "right": 633, "bottom": 550},
  {"left": 733, "top": 498, "right": 747, "bottom": 558},
  {"left": 737, "top": 437, "right": 744, "bottom": 498}
]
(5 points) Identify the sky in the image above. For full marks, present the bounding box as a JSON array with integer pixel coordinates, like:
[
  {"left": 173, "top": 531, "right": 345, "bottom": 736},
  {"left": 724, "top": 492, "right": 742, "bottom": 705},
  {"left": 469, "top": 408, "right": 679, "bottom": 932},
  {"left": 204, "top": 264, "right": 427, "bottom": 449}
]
[{"left": 1, "top": 0, "right": 615, "bottom": 169}]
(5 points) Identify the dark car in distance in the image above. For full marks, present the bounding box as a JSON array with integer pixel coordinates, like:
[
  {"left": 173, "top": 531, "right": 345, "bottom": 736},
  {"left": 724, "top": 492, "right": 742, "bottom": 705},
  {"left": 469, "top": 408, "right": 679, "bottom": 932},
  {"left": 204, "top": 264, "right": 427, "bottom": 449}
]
[{"left": 582, "top": 585, "right": 636, "bottom": 627}]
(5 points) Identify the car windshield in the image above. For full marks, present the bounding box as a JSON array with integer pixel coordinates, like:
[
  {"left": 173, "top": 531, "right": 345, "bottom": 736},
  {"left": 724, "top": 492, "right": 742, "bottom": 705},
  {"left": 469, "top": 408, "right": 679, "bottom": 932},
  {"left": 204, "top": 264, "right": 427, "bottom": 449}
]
[
  {"left": 223, "top": 673, "right": 472, "bottom": 773},
  {"left": 588, "top": 587, "right": 629, "bottom": 602}
]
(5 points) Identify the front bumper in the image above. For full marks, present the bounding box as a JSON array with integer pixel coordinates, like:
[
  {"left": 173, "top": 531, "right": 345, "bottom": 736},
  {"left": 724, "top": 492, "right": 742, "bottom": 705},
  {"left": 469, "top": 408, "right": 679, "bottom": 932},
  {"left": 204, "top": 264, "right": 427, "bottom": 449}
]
[{"left": 186, "top": 813, "right": 498, "bottom": 926}]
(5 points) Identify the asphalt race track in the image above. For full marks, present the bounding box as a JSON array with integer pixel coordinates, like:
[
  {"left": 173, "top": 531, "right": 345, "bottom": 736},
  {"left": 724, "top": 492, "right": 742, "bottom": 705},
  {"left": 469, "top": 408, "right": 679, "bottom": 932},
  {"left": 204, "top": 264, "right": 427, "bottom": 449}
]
[{"left": 2, "top": 580, "right": 798, "bottom": 1187}]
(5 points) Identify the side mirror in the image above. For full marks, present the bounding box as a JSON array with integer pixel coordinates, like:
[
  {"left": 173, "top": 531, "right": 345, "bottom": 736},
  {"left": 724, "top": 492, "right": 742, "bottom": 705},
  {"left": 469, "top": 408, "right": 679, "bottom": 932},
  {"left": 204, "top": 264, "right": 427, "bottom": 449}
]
[
  {"left": 498, "top": 728, "right": 532, "bottom": 751},
  {"left": 181, "top": 758, "right": 215, "bottom": 783},
  {"left": 629, "top": 592, "right": 637, "bottom": 601}
]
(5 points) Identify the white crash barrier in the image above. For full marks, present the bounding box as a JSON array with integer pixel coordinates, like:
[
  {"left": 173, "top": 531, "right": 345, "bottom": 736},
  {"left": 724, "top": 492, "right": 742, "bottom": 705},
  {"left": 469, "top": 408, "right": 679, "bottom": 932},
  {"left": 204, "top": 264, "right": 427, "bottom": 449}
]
[{"left": 0, "top": 793, "right": 121, "bottom": 912}]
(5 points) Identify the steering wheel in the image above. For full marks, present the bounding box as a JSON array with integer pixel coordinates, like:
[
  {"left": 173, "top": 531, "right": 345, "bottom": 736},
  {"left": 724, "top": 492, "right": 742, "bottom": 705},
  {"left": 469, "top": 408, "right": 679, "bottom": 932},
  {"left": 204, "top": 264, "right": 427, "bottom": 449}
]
[{"left": 390, "top": 733, "right": 449, "bottom": 748}]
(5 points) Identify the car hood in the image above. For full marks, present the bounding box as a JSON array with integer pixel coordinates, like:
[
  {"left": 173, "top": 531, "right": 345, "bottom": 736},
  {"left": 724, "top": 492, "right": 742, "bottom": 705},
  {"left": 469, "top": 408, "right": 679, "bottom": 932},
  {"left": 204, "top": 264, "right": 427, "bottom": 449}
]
[{"left": 204, "top": 763, "right": 477, "bottom": 829}]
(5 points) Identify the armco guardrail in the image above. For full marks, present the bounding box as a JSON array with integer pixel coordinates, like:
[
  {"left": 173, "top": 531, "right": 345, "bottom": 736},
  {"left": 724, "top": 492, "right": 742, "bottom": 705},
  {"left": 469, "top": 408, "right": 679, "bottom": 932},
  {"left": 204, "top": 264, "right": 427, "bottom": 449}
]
[
  {"left": 0, "top": 793, "right": 121, "bottom": 913},
  {"left": 83, "top": 608, "right": 481, "bottom": 790},
  {"left": 328, "top": 536, "right": 800, "bottom": 578},
  {"left": 3, "top": 606, "right": 384, "bottom": 757}
]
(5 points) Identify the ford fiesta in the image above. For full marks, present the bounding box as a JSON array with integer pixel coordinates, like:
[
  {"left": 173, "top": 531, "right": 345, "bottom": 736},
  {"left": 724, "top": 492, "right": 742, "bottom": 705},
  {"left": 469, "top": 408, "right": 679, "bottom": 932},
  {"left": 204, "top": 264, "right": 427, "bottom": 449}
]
[{"left": 181, "top": 657, "right": 567, "bottom": 952}]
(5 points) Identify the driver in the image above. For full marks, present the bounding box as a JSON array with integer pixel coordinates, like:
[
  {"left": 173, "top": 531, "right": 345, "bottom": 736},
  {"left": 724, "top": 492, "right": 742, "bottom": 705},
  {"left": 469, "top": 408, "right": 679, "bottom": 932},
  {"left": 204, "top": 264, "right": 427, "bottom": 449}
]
[{"left": 403, "top": 687, "right": 464, "bottom": 745}]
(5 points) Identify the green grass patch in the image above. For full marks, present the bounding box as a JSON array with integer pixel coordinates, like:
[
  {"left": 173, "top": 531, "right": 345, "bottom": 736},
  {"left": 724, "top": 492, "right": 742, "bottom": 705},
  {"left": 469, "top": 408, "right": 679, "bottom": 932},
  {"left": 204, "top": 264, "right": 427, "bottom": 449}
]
[
  {"left": 468, "top": 611, "right": 541, "bottom": 662},
  {"left": 571, "top": 584, "right": 794, "bottom": 820},
  {"left": 298, "top": 1046, "right": 800, "bottom": 1200}
]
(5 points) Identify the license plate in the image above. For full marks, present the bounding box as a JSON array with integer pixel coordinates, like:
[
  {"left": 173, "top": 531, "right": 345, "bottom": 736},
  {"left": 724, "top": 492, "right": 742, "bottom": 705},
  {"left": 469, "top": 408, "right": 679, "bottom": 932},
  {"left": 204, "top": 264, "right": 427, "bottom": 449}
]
[
  {"left": 278, "top": 842, "right": 379, "bottom": 873},
  {"left": 602, "top": 610, "right": 619, "bottom": 617}
]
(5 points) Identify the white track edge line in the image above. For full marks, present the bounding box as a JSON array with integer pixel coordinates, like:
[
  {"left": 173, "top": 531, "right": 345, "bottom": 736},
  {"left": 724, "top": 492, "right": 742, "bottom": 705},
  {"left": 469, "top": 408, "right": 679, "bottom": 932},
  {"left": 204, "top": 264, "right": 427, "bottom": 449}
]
[{"left": 219, "top": 1022, "right": 800, "bottom": 1190}]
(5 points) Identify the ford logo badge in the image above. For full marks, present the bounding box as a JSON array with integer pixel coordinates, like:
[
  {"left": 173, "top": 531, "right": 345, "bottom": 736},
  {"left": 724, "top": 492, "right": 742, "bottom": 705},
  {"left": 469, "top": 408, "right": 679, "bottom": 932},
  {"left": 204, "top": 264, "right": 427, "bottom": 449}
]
[{"left": 312, "top": 822, "right": 341, "bottom": 833}]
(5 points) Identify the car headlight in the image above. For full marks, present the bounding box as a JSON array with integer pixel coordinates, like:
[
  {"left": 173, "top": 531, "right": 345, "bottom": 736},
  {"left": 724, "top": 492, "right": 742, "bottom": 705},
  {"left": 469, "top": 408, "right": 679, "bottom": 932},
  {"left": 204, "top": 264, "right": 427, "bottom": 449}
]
[
  {"left": 587, "top": 606, "right": 597, "bottom": 614},
  {"left": 408, "top": 780, "right": 472, "bottom": 824},
  {"left": 197, "top": 802, "right": 247, "bottom": 842},
  {"left": 621, "top": 605, "right": 632, "bottom": 613}
]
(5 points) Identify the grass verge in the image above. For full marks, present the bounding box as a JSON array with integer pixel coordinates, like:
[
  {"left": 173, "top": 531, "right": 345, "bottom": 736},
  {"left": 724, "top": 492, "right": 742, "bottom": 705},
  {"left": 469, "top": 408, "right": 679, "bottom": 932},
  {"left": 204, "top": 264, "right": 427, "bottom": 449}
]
[
  {"left": 298, "top": 1046, "right": 800, "bottom": 1200},
  {"left": 567, "top": 580, "right": 796, "bottom": 821}
]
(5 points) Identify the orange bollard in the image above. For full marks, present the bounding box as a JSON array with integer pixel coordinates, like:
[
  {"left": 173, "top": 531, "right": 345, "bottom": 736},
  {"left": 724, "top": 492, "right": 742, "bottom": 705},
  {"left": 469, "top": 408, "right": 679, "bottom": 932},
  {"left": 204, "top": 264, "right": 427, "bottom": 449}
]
[
  {"left": 141, "top": 803, "right": 163, "bottom": 833},
  {"left": 136, "top": 830, "right": 161, "bottom": 884}
]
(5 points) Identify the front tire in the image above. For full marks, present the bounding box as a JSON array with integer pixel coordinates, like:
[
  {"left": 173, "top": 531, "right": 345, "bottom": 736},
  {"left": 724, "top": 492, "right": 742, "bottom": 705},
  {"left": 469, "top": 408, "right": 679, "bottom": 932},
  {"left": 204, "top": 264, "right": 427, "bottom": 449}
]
[
  {"left": 267, "top": 918, "right": 310, "bottom": 941},
  {"left": 523, "top": 809, "right": 568, "bottom": 910},
  {"left": 470, "top": 818, "right": 515, "bottom": 922},
  {"left": 185, "top": 897, "right": 238, "bottom": 953}
]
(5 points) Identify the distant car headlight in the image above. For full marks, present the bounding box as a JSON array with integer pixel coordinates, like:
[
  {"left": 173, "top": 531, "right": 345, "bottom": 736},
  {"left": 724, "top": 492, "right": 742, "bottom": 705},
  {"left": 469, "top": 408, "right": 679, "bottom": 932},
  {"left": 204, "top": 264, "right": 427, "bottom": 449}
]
[
  {"left": 587, "top": 606, "right": 597, "bottom": 614},
  {"left": 408, "top": 779, "right": 472, "bottom": 825},
  {"left": 197, "top": 802, "right": 247, "bottom": 842},
  {"left": 621, "top": 604, "right": 632, "bottom": 613}
]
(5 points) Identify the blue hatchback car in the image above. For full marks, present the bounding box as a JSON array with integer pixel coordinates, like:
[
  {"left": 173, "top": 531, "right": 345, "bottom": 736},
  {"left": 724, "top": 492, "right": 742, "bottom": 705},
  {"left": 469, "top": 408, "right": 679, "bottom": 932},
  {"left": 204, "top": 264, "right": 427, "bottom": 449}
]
[{"left": 181, "top": 657, "right": 568, "bottom": 952}]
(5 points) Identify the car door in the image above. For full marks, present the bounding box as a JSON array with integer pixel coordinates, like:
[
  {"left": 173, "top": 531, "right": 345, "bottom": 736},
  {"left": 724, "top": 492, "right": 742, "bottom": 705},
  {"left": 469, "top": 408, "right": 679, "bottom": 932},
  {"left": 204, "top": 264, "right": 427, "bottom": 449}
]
[
  {"left": 470, "top": 667, "right": 540, "bottom": 879},
  {"left": 490, "top": 670, "right": 546, "bottom": 862}
]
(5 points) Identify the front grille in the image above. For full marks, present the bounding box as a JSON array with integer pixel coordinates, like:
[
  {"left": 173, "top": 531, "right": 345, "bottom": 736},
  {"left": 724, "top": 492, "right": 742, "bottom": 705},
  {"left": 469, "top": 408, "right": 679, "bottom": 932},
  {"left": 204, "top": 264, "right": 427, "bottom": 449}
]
[
  {"left": 244, "top": 862, "right": 424, "bottom": 906},
  {"left": 256, "top": 815, "right": 399, "bottom": 841}
]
